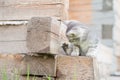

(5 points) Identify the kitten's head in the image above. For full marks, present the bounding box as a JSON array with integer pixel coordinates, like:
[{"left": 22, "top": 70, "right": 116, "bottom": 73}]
[{"left": 64, "top": 20, "right": 89, "bottom": 46}]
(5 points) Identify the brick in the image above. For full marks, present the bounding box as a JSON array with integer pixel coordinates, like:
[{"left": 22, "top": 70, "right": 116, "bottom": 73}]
[
  {"left": 56, "top": 56, "right": 94, "bottom": 80},
  {"left": 20, "top": 54, "right": 56, "bottom": 77}
]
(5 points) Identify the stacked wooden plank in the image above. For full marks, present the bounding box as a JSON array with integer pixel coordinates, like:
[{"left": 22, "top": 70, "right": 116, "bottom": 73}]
[
  {"left": 0, "top": 54, "right": 95, "bottom": 80},
  {"left": 0, "top": 0, "right": 69, "bottom": 20},
  {"left": 0, "top": 17, "right": 96, "bottom": 79},
  {"left": 0, "top": 17, "right": 68, "bottom": 54},
  {"left": 0, "top": 0, "right": 96, "bottom": 79},
  {"left": 56, "top": 56, "right": 94, "bottom": 80}
]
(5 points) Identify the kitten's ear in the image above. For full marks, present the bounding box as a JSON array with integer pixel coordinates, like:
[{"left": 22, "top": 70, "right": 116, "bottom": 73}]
[
  {"left": 63, "top": 20, "right": 78, "bottom": 25},
  {"left": 63, "top": 21, "right": 71, "bottom": 25}
]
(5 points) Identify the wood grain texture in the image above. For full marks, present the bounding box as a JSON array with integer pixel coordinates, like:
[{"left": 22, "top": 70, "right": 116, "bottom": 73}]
[
  {"left": 0, "top": 24, "right": 27, "bottom": 41},
  {"left": 27, "top": 17, "right": 66, "bottom": 54},
  {"left": 0, "top": 17, "right": 68, "bottom": 54},
  {"left": 0, "top": 54, "right": 55, "bottom": 80},
  {"left": 20, "top": 54, "right": 56, "bottom": 77},
  {"left": 0, "top": 54, "right": 23, "bottom": 80},
  {"left": 0, "top": 0, "right": 68, "bottom": 5},
  {"left": 0, "top": 0, "right": 69, "bottom": 20},
  {"left": 0, "top": 41, "right": 28, "bottom": 53},
  {"left": 19, "top": 76, "right": 55, "bottom": 80},
  {"left": 56, "top": 56, "right": 94, "bottom": 80}
]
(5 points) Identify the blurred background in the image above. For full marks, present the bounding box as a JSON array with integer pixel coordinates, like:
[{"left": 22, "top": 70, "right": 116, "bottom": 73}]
[{"left": 68, "top": 0, "right": 120, "bottom": 80}]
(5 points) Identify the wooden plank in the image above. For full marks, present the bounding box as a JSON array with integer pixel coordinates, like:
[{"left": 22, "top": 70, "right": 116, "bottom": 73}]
[
  {"left": 0, "top": 17, "right": 68, "bottom": 54},
  {"left": 0, "top": 24, "right": 27, "bottom": 41},
  {"left": 0, "top": 21, "right": 28, "bottom": 54},
  {"left": 27, "top": 17, "right": 67, "bottom": 54},
  {"left": 0, "top": 54, "right": 24, "bottom": 80},
  {"left": 0, "top": 41, "right": 28, "bottom": 53},
  {"left": 0, "top": 0, "right": 68, "bottom": 5},
  {"left": 20, "top": 54, "right": 56, "bottom": 77},
  {"left": 0, "top": 0, "right": 69, "bottom": 20},
  {"left": 19, "top": 76, "right": 55, "bottom": 80},
  {"left": 0, "top": 54, "right": 55, "bottom": 80},
  {"left": 0, "top": 5, "right": 63, "bottom": 20},
  {"left": 56, "top": 56, "right": 94, "bottom": 80}
]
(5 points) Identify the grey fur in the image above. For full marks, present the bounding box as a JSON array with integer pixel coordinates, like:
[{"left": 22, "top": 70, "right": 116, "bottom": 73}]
[{"left": 62, "top": 20, "right": 98, "bottom": 56}]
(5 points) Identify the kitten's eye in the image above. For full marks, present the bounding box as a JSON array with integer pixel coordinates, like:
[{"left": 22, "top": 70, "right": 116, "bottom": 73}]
[
  {"left": 67, "top": 33, "right": 75, "bottom": 38},
  {"left": 70, "top": 33, "right": 75, "bottom": 37}
]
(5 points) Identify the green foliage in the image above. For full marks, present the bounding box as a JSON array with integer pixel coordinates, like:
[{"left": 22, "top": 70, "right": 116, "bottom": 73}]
[
  {"left": 46, "top": 75, "right": 51, "bottom": 80},
  {"left": 27, "top": 65, "right": 30, "bottom": 80},
  {"left": 2, "top": 67, "right": 8, "bottom": 80}
]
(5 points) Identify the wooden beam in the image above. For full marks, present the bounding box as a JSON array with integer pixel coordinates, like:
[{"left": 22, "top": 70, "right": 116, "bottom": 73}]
[
  {"left": 20, "top": 54, "right": 56, "bottom": 77},
  {"left": 0, "top": 0, "right": 69, "bottom": 20},
  {"left": 27, "top": 17, "right": 67, "bottom": 54},
  {"left": 0, "top": 17, "right": 68, "bottom": 54},
  {"left": 56, "top": 56, "right": 94, "bottom": 80},
  {"left": 19, "top": 76, "right": 55, "bottom": 80}
]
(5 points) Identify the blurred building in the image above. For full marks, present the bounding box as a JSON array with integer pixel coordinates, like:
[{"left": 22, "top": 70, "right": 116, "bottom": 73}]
[
  {"left": 69, "top": 0, "right": 120, "bottom": 80},
  {"left": 69, "top": 0, "right": 114, "bottom": 47},
  {"left": 113, "top": 0, "right": 120, "bottom": 73}
]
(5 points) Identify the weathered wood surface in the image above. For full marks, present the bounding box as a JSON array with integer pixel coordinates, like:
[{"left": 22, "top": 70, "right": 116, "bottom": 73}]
[
  {"left": 0, "top": 54, "right": 23, "bottom": 80},
  {"left": 0, "top": 17, "right": 68, "bottom": 54},
  {"left": 20, "top": 54, "right": 56, "bottom": 77},
  {"left": 27, "top": 17, "right": 67, "bottom": 54},
  {"left": 0, "top": 0, "right": 69, "bottom": 20},
  {"left": 0, "top": 54, "right": 55, "bottom": 80},
  {"left": 0, "top": 0, "right": 68, "bottom": 4},
  {"left": 0, "top": 54, "right": 95, "bottom": 80},
  {"left": 19, "top": 76, "right": 55, "bottom": 80},
  {"left": 56, "top": 56, "right": 94, "bottom": 80},
  {"left": 0, "top": 21, "right": 28, "bottom": 53},
  {"left": 27, "top": 17, "right": 60, "bottom": 53},
  {"left": 0, "top": 24, "right": 27, "bottom": 41},
  {"left": 0, "top": 41, "right": 28, "bottom": 53}
]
